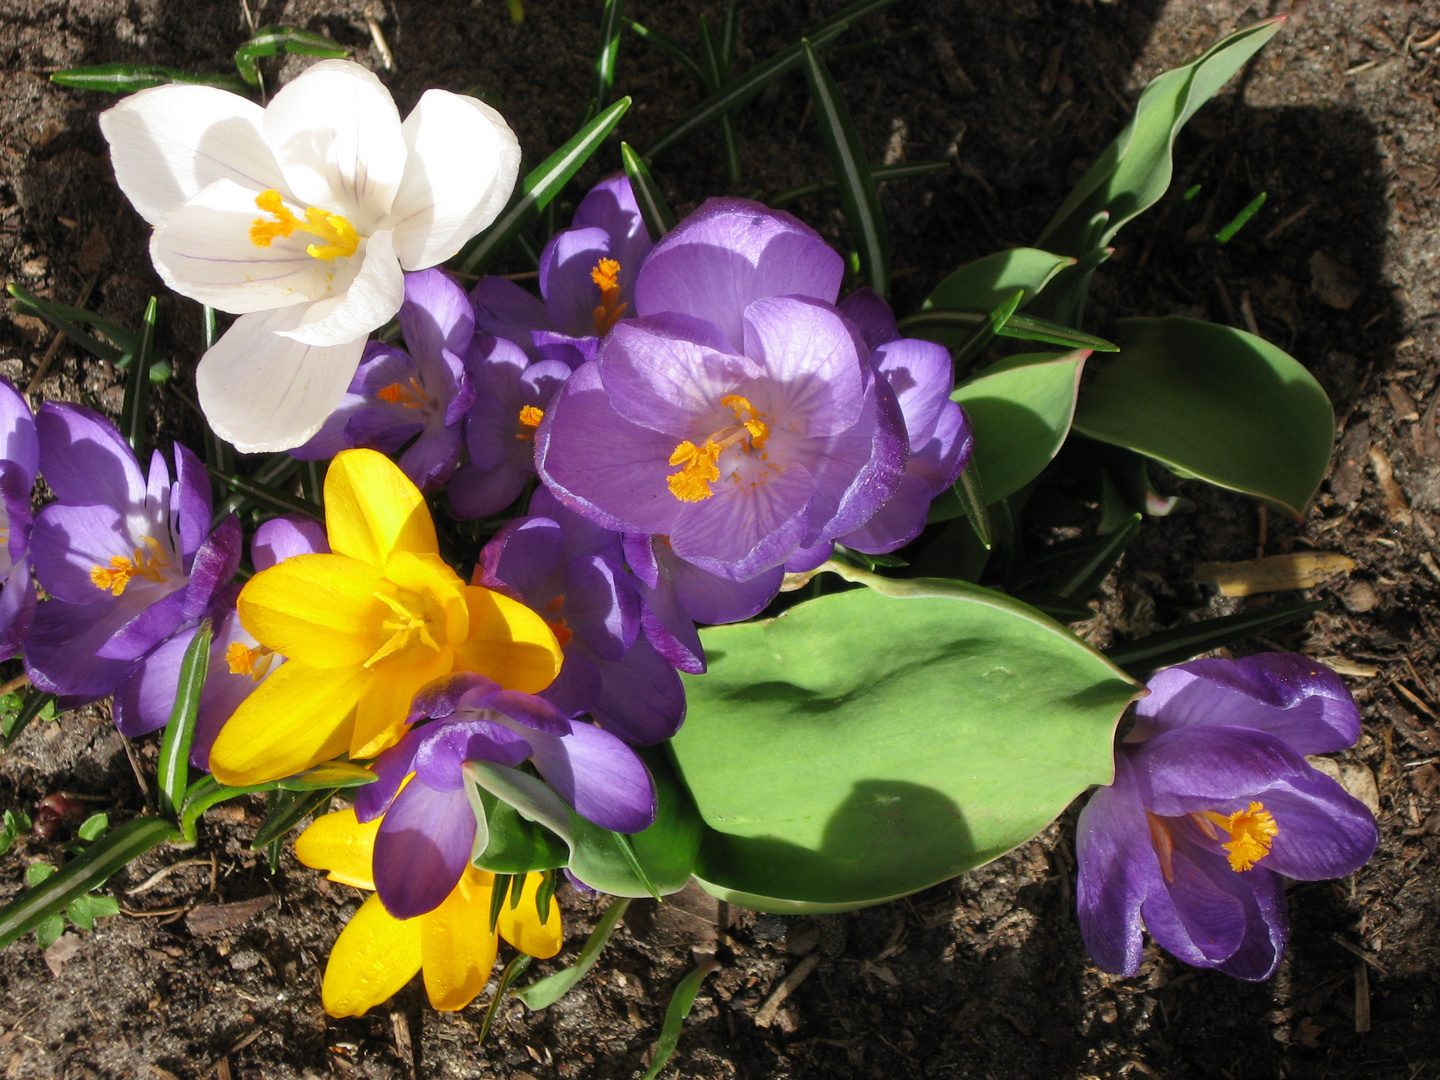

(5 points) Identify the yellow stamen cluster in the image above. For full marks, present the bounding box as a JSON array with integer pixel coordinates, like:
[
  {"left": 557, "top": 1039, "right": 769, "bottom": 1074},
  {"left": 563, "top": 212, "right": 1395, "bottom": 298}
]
[
  {"left": 250, "top": 189, "right": 359, "bottom": 261},
  {"left": 515, "top": 405, "right": 545, "bottom": 440},
  {"left": 720, "top": 394, "right": 769, "bottom": 449},
  {"left": 377, "top": 378, "right": 429, "bottom": 409},
  {"left": 1196, "top": 802, "right": 1279, "bottom": 872},
  {"left": 88, "top": 537, "right": 169, "bottom": 597},
  {"left": 590, "top": 258, "right": 628, "bottom": 335},
  {"left": 665, "top": 395, "right": 772, "bottom": 502},
  {"left": 226, "top": 642, "right": 277, "bottom": 682},
  {"left": 367, "top": 585, "right": 444, "bottom": 669}
]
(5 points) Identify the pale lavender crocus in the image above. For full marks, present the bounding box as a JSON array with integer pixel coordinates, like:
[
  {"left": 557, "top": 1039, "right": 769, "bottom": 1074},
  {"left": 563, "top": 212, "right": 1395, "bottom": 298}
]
[
  {"left": 1077, "top": 654, "right": 1378, "bottom": 981},
  {"left": 292, "top": 268, "right": 475, "bottom": 492},
  {"left": 112, "top": 515, "right": 329, "bottom": 766},
  {"left": 535, "top": 198, "right": 908, "bottom": 582},
  {"left": 355, "top": 672, "right": 656, "bottom": 918},
  {"left": 0, "top": 378, "right": 38, "bottom": 657},
  {"left": 478, "top": 487, "right": 685, "bottom": 745},
  {"left": 472, "top": 176, "right": 652, "bottom": 369},
  {"left": 24, "top": 404, "right": 241, "bottom": 701}
]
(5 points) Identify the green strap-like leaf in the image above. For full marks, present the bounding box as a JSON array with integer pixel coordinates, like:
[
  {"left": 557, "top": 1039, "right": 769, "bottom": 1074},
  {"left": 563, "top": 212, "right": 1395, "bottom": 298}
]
[
  {"left": 7, "top": 284, "right": 124, "bottom": 364},
  {"left": 950, "top": 289, "right": 1024, "bottom": 371},
  {"left": 50, "top": 64, "right": 248, "bottom": 95},
  {"left": 234, "top": 26, "right": 347, "bottom": 88},
  {"left": 478, "top": 952, "right": 531, "bottom": 1042},
  {"left": 206, "top": 463, "right": 320, "bottom": 520},
  {"left": 801, "top": 40, "right": 889, "bottom": 299},
  {"left": 641, "top": 960, "right": 721, "bottom": 1080},
  {"left": 0, "top": 818, "right": 178, "bottom": 948},
  {"left": 3, "top": 691, "right": 56, "bottom": 748},
  {"left": 697, "top": 16, "right": 742, "bottom": 185},
  {"left": 620, "top": 142, "right": 675, "bottom": 240},
  {"left": 1052, "top": 513, "right": 1142, "bottom": 599},
  {"left": 923, "top": 248, "right": 1076, "bottom": 313},
  {"left": 770, "top": 160, "right": 950, "bottom": 206},
  {"left": 899, "top": 309, "right": 1118, "bottom": 353},
  {"left": 1104, "top": 600, "right": 1326, "bottom": 678},
  {"left": 119, "top": 298, "right": 157, "bottom": 458},
  {"left": 276, "top": 761, "right": 378, "bottom": 791},
  {"left": 179, "top": 776, "right": 274, "bottom": 843},
  {"left": 155, "top": 619, "right": 211, "bottom": 818},
  {"left": 250, "top": 787, "right": 338, "bottom": 850},
  {"left": 1036, "top": 16, "right": 1284, "bottom": 256},
  {"left": 512, "top": 896, "right": 632, "bottom": 1009},
  {"left": 455, "top": 97, "right": 633, "bottom": 275},
  {"left": 624, "top": 19, "right": 705, "bottom": 85},
  {"left": 591, "top": 0, "right": 627, "bottom": 113},
  {"left": 951, "top": 466, "right": 991, "bottom": 550}
]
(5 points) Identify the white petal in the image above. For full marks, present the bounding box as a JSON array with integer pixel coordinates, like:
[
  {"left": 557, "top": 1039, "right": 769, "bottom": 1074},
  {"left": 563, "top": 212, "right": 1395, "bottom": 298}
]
[
  {"left": 276, "top": 229, "right": 403, "bottom": 346},
  {"left": 388, "top": 90, "right": 522, "bottom": 270},
  {"left": 149, "top": 179, "right": 350, "bottom": 312},
  {"left": 99, "top": 85, "right": 286, "bottom": 226},
  {"left": 197, "top": 308, "right": 367, "bottom": 453},
  {"left": 263, "top": 59, "right": 406, "bottom": 223}
]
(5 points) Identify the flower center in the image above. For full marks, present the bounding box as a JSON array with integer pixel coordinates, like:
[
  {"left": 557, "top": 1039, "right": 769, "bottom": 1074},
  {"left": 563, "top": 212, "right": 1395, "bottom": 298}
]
[
  {"left": 226, "top": 642, "right": 278, "bottom": 682},
  {"left": 89, "top": 536, "right": 170, "bottom": 596},
  {"left": 1194, "top": 801, "right": 1279, "bottom": 872},
  {"left": 515, "top": 405, "right": 545, "bottom": 441},
  {"left": 542, "top": 594, "right": 572, "bottom": 648},
  {"left": 365, "top": 578, "right": 448, "bottom": 668},
  {"left": 377, "top": 378, "right": 433, "bottom": 411},
  {"left": 591, "top": 258, "right": 628, "bottom": 335},
  {"left": 250, "top": 189, "right": 360, "bottom": 261},
  {"left": 666, "top": 395, "right": 771, "bottom": 503}
]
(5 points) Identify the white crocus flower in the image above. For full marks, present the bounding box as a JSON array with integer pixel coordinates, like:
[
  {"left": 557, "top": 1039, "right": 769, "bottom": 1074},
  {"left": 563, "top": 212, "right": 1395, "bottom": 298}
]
[{"left": 100, "top": 59, "right": 520, "bottom": 453}]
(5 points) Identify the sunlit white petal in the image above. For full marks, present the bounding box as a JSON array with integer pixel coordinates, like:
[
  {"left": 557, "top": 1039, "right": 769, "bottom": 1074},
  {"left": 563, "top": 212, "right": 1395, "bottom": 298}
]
[{"left": 277, "top": 229, "right": 404, "bottom": 346}]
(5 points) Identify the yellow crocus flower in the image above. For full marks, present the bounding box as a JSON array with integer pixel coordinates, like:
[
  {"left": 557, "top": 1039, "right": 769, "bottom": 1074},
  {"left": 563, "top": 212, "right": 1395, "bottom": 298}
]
[
  {"left": 297, "top": 808, "right": 562, "bottom": 1015},
  {"left": 208, "top": 449, "right": 562, "bottom": 785}
]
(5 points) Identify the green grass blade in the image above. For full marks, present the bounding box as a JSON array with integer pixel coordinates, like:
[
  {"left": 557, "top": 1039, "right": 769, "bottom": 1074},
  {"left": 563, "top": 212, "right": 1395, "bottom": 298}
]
[
  {"left": 620, "top": 143, "right": 675, "bottom": 239},
  {"left": 641, "top": 960, "right": 721, "bottom": 1080},
  {"left": 119, "top": 297, "right": 157, "bottom": 458},
  {"left": 1104, "top": 600, "right": 1325, "bottom": 677},
  {"left": 771, "top": 159, "right": 949, "bottom": 205},
  {"left": 698, "top": 16, "right": 743, "bottom": 185},
  {"left": 1214, "top": 191, "right": 1268, "bottom": 245},
  {"left": 51, "top": 64, "right": 248, "bottom": 95},
  {"left": 0, "top": 818, "right": 178, "bottom": 948},
  {"left": 512, "top": 896, "right": 632, "bottom": 1009},
  {"left": 455, "top": 97, "right": 632, "bottom": 275},
  {"left": 249, "top": 787, "right": 338, "bottom": 850},
  {"left": 478, "top": 952, "right": 531, "bottom": 1043},
  {"left": 593, "top": 0, "right": 627, "bottom": 108},
  {"left": 801, "top": 40, "right": 888, "bottom": 298},
  {"left": 155, "top": 619, "right": 211, "bottom": 819},
  {"left": 952, "top": 466, "right": 991, "bottom": 551},
  {"left": 206, "top": 464, "right": 320, "bottom": 520},
  {"left": 951, "top": 289, "right": 1024, "bottom": 371},
  {"left": 178, "top": 776, "right": 275, "bottom": 843},
  {"left": 1053, "top": 514, "right": 1141, "bottom": 599},
  {"left": 624, "top": 19, "right": 705, "bottom": 85}
]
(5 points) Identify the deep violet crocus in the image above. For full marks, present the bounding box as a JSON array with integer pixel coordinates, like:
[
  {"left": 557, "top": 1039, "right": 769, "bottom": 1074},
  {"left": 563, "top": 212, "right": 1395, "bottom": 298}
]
[
  {"left": 472, "top": 175, "right": 652, "bottom": 369},
  {"left": 112, "top": 515, "right": 329, "bottom": 766},
  {"left": 478, "top": 487, "right": 686, "bottom": 744},
  {"left": 1076, "top": 653, "right": 1378, "bottom": 981},
  {"left": 354, "top": 672, "right": 655, "bottom": 919},
  {"left": 535, "top": 198, "right": 907, "bottom": 582},
  {"left": 24, "top": 403, "right": 240, "bottom": 701},
  {"left": 0, "top": 378, "right": 38, "bottom": 657},
  {"left": 292, "top": 268, "right": 475, "bottom": 493}
]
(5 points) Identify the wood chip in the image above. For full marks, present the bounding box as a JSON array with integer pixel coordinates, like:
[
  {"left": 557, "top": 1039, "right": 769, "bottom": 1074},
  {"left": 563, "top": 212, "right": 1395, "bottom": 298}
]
[
  {"left": 1330, "top": 933, "right": 1389, "bottom": 978},
  {"left": 1193, "top": 552, "right": 1355, "bottom": 596},
  {"left": 390, "top": 1011, "right": 414, "bottom": 1078},
  {"left": 1314, "top": 656, "right": 1379, "bottom": 678},
  {"left": 1368, "top": 445, "right": 1409, "bottom": 515},
  {"left": 184, "top": 895, "right": 274, "bottom": 937},
  {"left": 754, "top": 953, "right": 821, "bottom": 1028},
  {"left": 1329, "top": 421, "right": 1369, "bottom": 507},
  {"left": 43, "top": 933, "right": 81, "bottom": 978},
  {"left": 1354, "top": 963, "right": 1371, "bottom": 1033},
  {"left": 1309, "top": 251, "right": 1363, "bottom": 309}
]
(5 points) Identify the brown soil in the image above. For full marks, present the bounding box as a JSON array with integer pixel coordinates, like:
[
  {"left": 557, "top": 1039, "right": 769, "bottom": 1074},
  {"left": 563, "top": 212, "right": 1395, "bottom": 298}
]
[{"left": 1, "top": 1, "right": 1438, "bottom": 1078}]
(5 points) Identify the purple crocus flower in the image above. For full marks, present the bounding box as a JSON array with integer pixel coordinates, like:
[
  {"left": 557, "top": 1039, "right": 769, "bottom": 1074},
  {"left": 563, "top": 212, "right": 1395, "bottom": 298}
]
[
  {"left": 535, "top": 198, "right": 908, "bottom": 582},
  {"left": 0, "top": 378, "right": 38, "bottom": 657},
  {"left": 24, "top": 404, "right": 241, "bottom": 700},
  {"left": 355, "top": 673, "right": 656, "bottom": 918},
  {"left": 478, "top": 487, "right": 685, "bottom": 745},
  {"left": 834, "top": 288, "right": 974, "bottom": 554},
  {"left": 446, "top": 334, "right": 571, "bottom": 520},
  {"left": 112, "top": 515, "right": 329, "bottom": 766},
  {"left": 1077, "top": 654, "right": 1379, "bottom": 981},
  {"left": 292, "top": 268, "right": 476, "bottom": 493},
  {"left": 472, "top": 176, "right": 652, "bottom": 368}
]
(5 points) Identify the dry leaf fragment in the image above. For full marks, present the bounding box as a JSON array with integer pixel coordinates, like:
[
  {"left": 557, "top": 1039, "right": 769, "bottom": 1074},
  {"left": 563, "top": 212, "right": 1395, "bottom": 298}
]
[
  {"left": 184, "top": 895, "right": 273, "bottom": 937},
  {"left": 1193, "top": 552, "right": 1355, "bottom": 596}
]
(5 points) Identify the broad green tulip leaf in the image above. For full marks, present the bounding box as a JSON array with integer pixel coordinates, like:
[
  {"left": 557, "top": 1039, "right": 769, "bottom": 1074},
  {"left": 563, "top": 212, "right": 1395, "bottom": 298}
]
[
  {"left": 468, "top": 788, "right": 570, "bottom": 874},
  {"left": 951, "top": 349, "right": 1089, "bottom": 504},
  {"left": 1072, "top": 316, "right": 1333, "bottom": 520},
  {"left": 1037, "top": 16, "right": 1284, "bottom": 256},
  {"left": 672, "top": 563, "right": 1142, "bottom": 912},
  {"left": 923, "top": 248, "right": 1075, "bottom": 314}
]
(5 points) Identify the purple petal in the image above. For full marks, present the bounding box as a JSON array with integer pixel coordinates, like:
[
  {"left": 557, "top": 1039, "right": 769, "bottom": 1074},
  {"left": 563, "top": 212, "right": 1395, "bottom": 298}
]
[
  {"left": 354, "top": 726, "right": 423, "bottom": 822},
  {"left": 741, "top": 297, "right": 865, "bottom": 436},
  {"left": 473, "top": 687, "right": 573, "bottom": 736},
  {"left": 837, "top": 287, "right": 900, "bottom": 350},
  {"left": 398, "top": 267, "right": 474, "bottom": 363},
  {"left": 872, "top": 337, "right": 955, "bottom": 444},
  {"left": 525, "top": 720, "right": 656, "bottom": 833},
  {"left": 540, "top": 225, "right": 614, "bottom": 338},
  {"left": 530, "top": 486, "right": 627, "bottom": 566},
  {"left": 181, "top": 515, "right": 243, "bottom": 621},
  {"left": 837, "top": 473, "right": 934, "bottom": 554},
  {"left": 24, "top": 597, "right": 139, "bottom": 699},
  {"left": 447, "top": 461, "right": 530, "bottom": 521},
  {"left": 1133, "top": 725, "right": 1322, "bottom": 816},
  {"left": 634, "top": 198, "right": 844, "bottom": 352},
  {"left": 1255, "top": 773, "right": 1378, "bottom": 881},
  {"left": 97, "top": 587, "right": 185, "bottom": 661},
  {"left": 36, "top": 402, "right": 144, "bottom": 509},
  {"left": 1, "top": 460, "right": 34, "bottom": 570},
  {"left": 0, "top": 553, "right": 35, "bottom": 659},
  {"left": 656, "top": 535, "right": 780, "bottom": 625},
  {"left": 252, "top": 514, "right": 329, "bottom": 569},
  {"left": 170, "top": 441, "right": 212, "bottom": 558},
  {"left": 783, "top": 541, "right": 834, "bottom": 574},
  {"left": 538, "top": 646, "right": 604, "bottom": 717},
  {"left": 572, "top": 176, "right": 652, "bottom": 285},
  {"left": 395, "top": 424, "right": 463, "bottom": 493},
  {"left": 412, "top": 717, "right": 532, "bottom": 791},
  {"left": 587, "top": 633, "right": 687, "bottom": 745},
  {"left": 1134, "top": 654, "right": 1361, "bottom": 755},
  {"left": 113, "top": 624, "right": 198, "bottom": 738},
  {"left": 802, "top": 373, "right": 909, "bottom": 544},
  {"left": 485, "top": 517, "right": 565, "bottom": 600},
  {"left": 561, "top": 554, "right": 636, "bottom": 660},
  {"left": 405, "top": 672, "right": 504, "bottom": 726},
  {"left": 669, "top": 458, "right": 814, "bottom": 581},
  {"left": 0, "top": 378, "right": 37, "bottom": 482},
  {"left": 373, "top": 780, "right": 475, "bottom": 919},
  {"left": 471, "top": 276, "right": 551, "bottom": 358},
  {"left": 29, "top": 502, "right": 135, "bottom": 603}
]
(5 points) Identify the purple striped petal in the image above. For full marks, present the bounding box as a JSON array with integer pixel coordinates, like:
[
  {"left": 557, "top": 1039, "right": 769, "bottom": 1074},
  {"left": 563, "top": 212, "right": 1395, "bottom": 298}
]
[
  {"left": 25, "top": 596, "right": 140, "bottom": 699},
  {"left": 405, "top": 672, "right": 503, "bottom": 726},
  {"left": 837, "top": 287, "right": 899, "bottom": 350},
  {"left": 524, "top": 719, "right": 656, "bottom": 833},
  {"left": 252, "top": 514, "right": 329, "bottom": 569},
  {"left": 412, "top": 717, "right": 531, "bottom": 791},
  {"left": 181, "top": 514, "right": 243, "bottom": 621},
  {"left": 171, "top": 441, "right": 212, "bottom": 558},
  {"left": 397, "top": 267, "right": 474, "bottom": 364},
  {"left": 37, "top": 402, "right": 146, "bottom": 510}
]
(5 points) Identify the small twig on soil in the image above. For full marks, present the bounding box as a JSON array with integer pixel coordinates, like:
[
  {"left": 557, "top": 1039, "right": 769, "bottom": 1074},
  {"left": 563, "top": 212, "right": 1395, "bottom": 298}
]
[
  {"left": 1330, "top": 933, "right": 1389, "bottom": 978},
  {"left": 126, "top": 857, "right": 212, "bottom": 896},
  {"left": 0, "top": 672, "right": 30, "bottom": 696},
  {"left": 755, "top": 953, "right": 821, "bottom": 1027},
  {"left": 26, "top": 271, "right": 98, "bottom": 394},
  {"left": 120, "top": 736, "right": 155, "bottom": 816},
  {"left": 366, "top": 6, "right": 396, "bottom": 71}
]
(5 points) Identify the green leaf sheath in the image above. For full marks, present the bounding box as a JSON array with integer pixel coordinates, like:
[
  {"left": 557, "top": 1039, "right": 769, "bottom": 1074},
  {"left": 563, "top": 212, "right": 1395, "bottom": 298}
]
[
  {"left": 156, "top": 619, "right": 211, "bottom": 819},
  {"left": 0, "top": 818, "right": 179, "bottom": 949},
  {"left": 512, "top": 897, "right": 633, "bottom": 1010},
  {"left": 641, "top": 960, "right": 722, "bottom": 1080}
]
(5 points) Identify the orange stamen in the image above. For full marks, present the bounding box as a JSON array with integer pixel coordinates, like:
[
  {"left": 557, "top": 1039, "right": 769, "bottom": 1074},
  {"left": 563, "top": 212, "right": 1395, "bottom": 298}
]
[
  {"left": 88, "top": 537, "right": 169, "bottom": 597},
  {"left": 516, "top": 405, "right": 545, "bottom": 440},
  {"left": 249, "top": 189, "right": 359, "bottom": 261},
  {"left": 590, "top": 258, "right": 628, "bottom": 335},
  {"left": 1195, "top": 801, "right": 1279, "bottom": 872},
  {"left": 665, "top": 396, "right": 773, "bottom": 502}
]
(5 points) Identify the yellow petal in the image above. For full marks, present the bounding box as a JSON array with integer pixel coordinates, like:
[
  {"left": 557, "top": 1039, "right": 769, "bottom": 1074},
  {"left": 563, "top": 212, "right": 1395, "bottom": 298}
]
[
  {"left": 321, "top": 893, "right": 423, "bottom": 1018},
  {"left": 350, "top": 646, "right": 453, "bottom": 759},
  {"left": 208, "top": 661, "right": 362, "bottom": 785},
  {"left": 453, "top": 586, "right": 563, "bottom": 694},
  {"left": 295, "top": 809, "right": 379, "bottom": 890},
  {"left": 382, "top": 550, "right": 470, "bottom": 645},
  {"left": 325, "top": 449, "right": 438, "bottom": 566},
  {"left": 498, "top": 872, "right": 563, "bottom": 959},
  {"left": 238, "top": 553, "right": 386, "bottom": 668},
  {"left": 420, "top": 866, "right": 500, "bottom": 1011}
]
